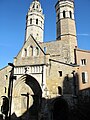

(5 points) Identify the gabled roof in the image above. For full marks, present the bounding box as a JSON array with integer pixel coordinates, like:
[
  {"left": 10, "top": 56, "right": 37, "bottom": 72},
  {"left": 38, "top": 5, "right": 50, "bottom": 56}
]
[
  {"left": 0, "top": 65, "right": 8, "bottom": 71},
  {"left": 30, "top": 35, "right": 46, "bottom": 55},
  {"left": 14, "top": 34, "right": 47, "bottom": 59}
]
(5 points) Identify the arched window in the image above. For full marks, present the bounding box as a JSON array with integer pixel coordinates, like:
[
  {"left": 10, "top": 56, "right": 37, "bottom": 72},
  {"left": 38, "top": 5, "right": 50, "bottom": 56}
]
[
  {"left": 58, "top": 86, "right": 62, "bottom": 95},
  {"left": 4, "top": 87, "right": 7, "bottom": 93},
  {"left": 32, "top": 4, "right": 35, "bottom": 8},
  {"left": 58, "top": 13, "right": 60, "bottom": 20},
  {"left": 5, "top": 75, "right": 8, "bottom": 80},
  {"left": 36, "top": 19, "right": 38, "bottom": 25},
  {"left": 63, "top": 11, "right": 66, "bottom": 18},
  {"left": 36, "top": 47, "right": 39, "bottom": 56},
  {"left": 69, "top": 11, "right": 72, "bottom": 19},
  {"left": 30, "top": 46, "right": 33, "bottom": 56},
  {"left": 30, "top": 18, "right": 32, "bottom": 24},
  {"left": 37, "top": 5, "right": 38, "bottom": 8},
  {"left": 24, "top": 48, "right": 27, "bottom": 57}
]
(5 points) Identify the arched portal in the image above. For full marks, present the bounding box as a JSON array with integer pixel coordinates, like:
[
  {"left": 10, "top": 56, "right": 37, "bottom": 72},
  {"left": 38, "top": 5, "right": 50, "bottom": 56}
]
[
  {"left": 52, "top": 97, "right": 69, "bottom": 120},
  {"left": 12, "top": 74, "right": 42, "bottom": 120}
]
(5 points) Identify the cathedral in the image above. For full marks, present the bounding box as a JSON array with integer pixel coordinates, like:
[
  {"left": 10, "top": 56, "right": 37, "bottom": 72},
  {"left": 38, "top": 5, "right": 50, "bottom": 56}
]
[{"left": 0, "top": 0, "right": 90, "bottom": 120}]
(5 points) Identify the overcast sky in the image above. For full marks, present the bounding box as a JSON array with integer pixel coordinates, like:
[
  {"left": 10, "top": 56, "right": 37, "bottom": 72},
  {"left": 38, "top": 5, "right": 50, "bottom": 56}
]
[{"left": 0, "top": 0, "right": 90, "bottom": 69}]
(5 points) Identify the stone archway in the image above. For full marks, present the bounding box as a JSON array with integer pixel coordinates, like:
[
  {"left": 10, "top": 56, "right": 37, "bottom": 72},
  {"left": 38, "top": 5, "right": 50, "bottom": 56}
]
[
  {"left": 12, "top": 74, "right": 42, "bottom": 119},
  {"left": 52, "top": 97, "right": 69, "bottom": 120}
]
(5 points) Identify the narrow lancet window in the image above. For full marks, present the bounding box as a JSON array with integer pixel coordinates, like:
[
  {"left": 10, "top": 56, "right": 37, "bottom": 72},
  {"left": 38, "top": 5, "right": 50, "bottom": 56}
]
[
  {"left": 63, "top": 11, "right": 66, "bottom": 18},
  {"left": 69, "top": 11, "right": 72, "bottom": 19},
  {"left": 30, "top": 18, "right": 32, "bottom": 24},
  {"left": 36, "top": 19, "right": 38, "bottom": 25},
  {"left": 24, "top": 48, "right": 27, "bottom": 57}
]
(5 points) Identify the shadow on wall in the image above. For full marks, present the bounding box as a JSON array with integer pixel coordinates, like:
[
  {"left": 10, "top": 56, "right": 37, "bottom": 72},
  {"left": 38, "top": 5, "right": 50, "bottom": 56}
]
[
  {"left": 51, "top": 96, "right": 69, "bottom": 120},
  {"left": 1, "top": 72, "right": 90, "bottom": 120},
  {"left": 63, "top": 72, "right": 79, "bottom": 96},
  {"left": 63, "top": 73, "right": 90, "bottom": 120},
  {"left": 11, "top": 94, "right": 40, "bottom": 120},
  {"left": 1, "top": 74, "right": 42, "bottom": 120}
]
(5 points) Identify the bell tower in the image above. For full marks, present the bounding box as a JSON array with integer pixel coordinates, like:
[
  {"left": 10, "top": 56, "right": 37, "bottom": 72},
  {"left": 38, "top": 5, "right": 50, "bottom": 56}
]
[
  {"left": 25, "top": 0, "right": 44, "bottom": 42},
  {"left": 55, "top": 0, "right": 77, "bottom": 63},
  {"left": 55, "top": 0, "right": 77, "bottom": 40}
]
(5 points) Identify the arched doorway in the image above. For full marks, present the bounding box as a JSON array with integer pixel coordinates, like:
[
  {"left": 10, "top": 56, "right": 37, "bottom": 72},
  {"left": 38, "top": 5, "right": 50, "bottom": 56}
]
[
  {"left": 52, "top": 97, "right": 69, "bottom": 120},
  {"left": 12, "top": 74, "right": 42, "bottom": 120}
]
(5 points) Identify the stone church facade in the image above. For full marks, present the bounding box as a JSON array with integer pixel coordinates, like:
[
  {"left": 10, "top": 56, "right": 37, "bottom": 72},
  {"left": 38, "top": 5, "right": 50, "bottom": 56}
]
[{"left": 0, "top": 0, "right": 90, "bottom": 120}]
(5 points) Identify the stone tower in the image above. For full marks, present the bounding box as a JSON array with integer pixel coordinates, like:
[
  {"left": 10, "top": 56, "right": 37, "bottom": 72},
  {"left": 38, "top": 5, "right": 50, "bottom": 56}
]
[
  {"left": 55, "top": 0, "right": 77, "bottom": 63},
  {"left": 25, "top": 0, "right": 44, "bottom": 42}
]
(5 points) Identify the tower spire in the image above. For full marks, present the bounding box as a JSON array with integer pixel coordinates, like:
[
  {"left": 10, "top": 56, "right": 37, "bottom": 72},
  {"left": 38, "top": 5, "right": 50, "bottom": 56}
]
[{"left": 25, "top": 0, "right": 44, "bottom": 42}]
